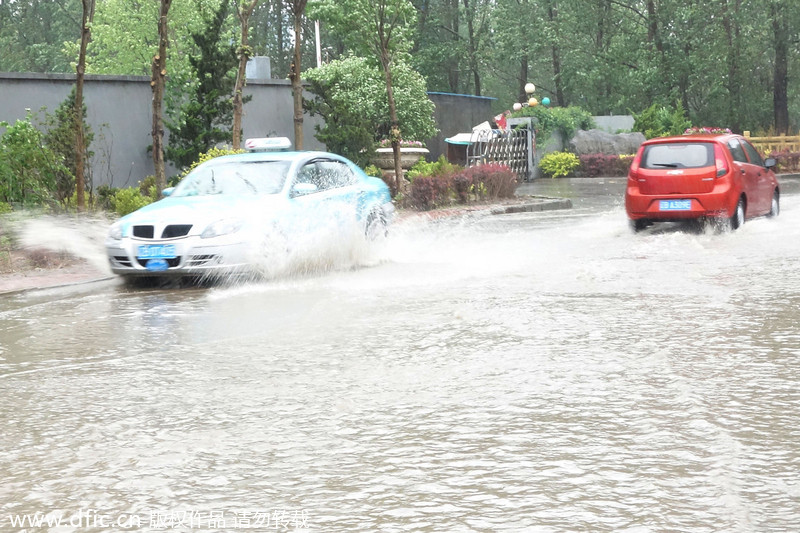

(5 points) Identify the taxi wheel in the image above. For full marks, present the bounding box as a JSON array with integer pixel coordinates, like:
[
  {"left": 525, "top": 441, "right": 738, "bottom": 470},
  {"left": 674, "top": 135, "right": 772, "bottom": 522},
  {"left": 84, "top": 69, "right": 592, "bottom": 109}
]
[{"left": 365, "top": 210, "right": 387, "bottom": 241}]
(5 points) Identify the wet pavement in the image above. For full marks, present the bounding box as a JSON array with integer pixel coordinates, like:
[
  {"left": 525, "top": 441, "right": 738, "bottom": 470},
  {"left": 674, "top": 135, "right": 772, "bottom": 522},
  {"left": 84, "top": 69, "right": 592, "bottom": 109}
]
[{"left": 1, "top": 177, "right": 800, "bottom": 532}]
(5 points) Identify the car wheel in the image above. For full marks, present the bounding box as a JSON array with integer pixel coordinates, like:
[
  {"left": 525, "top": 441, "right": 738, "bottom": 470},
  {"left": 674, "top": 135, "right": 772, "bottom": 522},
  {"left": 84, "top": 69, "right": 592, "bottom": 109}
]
[
  {"left": 768, "top": 189, "right": 780, "bottom": 218},
  {"left": 629, "top": 219, "right": 649, "bottom": 233},
  {"left": 365, "top": 209, "right": 388, "bottom": 241},
  {"left": 729, "top": 196, "right": 745, "bottom": 230}
]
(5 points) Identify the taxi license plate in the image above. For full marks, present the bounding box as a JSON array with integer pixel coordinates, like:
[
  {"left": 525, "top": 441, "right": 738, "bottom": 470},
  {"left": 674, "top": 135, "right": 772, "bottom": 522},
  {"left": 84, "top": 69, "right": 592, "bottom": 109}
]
[
  {"left": 137, "top": 244, "right": 177, "bottom": 259},
  {"left": 659, "top": 199, "right": 691, "bottom": 211}
]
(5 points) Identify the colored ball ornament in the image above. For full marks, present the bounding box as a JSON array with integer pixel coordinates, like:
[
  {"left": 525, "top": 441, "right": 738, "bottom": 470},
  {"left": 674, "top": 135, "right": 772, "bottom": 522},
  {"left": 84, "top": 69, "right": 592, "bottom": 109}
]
[
  {"left": 528, "top": 97, "right": 539, "bottom": 107},
  {"left": 542, "top": 97, "right": 551, "bottom": 106}
]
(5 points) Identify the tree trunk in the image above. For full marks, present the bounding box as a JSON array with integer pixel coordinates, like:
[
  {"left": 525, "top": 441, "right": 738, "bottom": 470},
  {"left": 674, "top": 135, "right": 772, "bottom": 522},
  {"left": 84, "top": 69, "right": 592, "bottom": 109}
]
[
  {"left": 518, "top": 55, "right": 529, "bottom": 103},
  {"left": 446, "top": 0, "right": 459, "bottom": 92},
  {"left": 721, "top": 0, "right": 742, "bottom": 133},
  {"left": 463, "top": 0, "right": 481, "bottom": 96},
  {"left": 233, "top": 0, "right": 259, "bottom": 150},
  {"left": 291, "top": 1, "right": 307, "bottom": 150},
  {"left": 151, "top": 0, "right": 172, "bottom": 193},
  {"left": 548, "top": 0, "right": 565, "bottom": 106},
  {"left": 771, "top": 3, "right": 789, "bottom": 134},
  {"left": 74, "top": 0, "right": 94, "bottom": 212},
  {"left": 381, "top": 49, "right": 403, "bottom": 195}
]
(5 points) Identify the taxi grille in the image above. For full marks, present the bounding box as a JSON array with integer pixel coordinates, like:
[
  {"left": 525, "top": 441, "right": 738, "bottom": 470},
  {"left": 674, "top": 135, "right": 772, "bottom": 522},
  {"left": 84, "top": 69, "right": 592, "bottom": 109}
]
[
  {"left": 132, "top": 224, "right": 193, "bottom": 239},
  {"left": 133, "top": 225, "right": 154, "bottom": 238},
  {"left": 162, "top": 224, "right": 192, "bottom": 238}
]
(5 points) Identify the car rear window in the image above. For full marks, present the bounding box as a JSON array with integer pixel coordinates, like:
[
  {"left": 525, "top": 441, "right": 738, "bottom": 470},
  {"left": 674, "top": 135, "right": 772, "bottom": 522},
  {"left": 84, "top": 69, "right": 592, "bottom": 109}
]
[{"left": 641, "top": 143, "right": 714, "bottom": 169}]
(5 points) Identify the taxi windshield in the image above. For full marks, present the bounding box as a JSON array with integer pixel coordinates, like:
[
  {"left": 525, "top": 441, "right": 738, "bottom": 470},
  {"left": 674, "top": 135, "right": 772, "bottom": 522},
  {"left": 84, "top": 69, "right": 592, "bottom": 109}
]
[{"left": 172, "top": 160, "right": 291, "bottom": 196}]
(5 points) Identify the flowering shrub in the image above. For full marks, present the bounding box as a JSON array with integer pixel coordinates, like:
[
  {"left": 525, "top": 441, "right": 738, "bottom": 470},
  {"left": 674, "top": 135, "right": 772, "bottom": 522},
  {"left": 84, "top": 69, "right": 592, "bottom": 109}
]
[
  {"left": 684, "top": 127, "right": 732, "bottom": 135},
  {"left": 409, "top": 163, "right": 517, "bottom": 209},
  {"left": 377, "top": 139, "right": 426, "bottom": 149},
  {"left": 578, "top": 153, "right": 634, "bottom": 177},
  {"left": 456, "top": 164, "right": 517, "bottom": 199},
  {"left": 768, "top": 149, "right": 800, "bottom": 172},
  {"left": 409, "top": 175, "right": 453, "bottom": 210}
]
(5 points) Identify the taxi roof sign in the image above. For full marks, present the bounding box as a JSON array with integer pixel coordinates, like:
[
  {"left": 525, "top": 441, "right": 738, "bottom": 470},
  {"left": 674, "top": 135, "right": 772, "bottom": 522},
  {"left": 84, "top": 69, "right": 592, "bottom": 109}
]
[{"left": 244, "top": 137, "right": 292, "bottom": 151}]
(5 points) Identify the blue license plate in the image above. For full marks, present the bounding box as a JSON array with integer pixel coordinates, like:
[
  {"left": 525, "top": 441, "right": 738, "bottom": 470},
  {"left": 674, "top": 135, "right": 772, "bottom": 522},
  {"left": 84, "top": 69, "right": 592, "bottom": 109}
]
[
  {"left": 137, "top": 244, "right": 176, "bottom": 259},
  {"left": 659, "top": 199, "right": 691, "bottom": 211}
]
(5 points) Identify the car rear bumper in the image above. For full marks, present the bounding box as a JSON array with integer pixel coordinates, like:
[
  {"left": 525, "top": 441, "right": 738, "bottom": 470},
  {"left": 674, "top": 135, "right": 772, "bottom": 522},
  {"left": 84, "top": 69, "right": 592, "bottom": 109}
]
[{"left": 625, "top": 185, "right": 735, "bottom": 221}]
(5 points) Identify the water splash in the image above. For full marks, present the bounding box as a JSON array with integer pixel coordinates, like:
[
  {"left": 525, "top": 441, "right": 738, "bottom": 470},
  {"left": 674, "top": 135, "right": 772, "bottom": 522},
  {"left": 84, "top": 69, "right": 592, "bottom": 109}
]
[{"left": 16, "top": 213, "right": 112, "bottom": 274}]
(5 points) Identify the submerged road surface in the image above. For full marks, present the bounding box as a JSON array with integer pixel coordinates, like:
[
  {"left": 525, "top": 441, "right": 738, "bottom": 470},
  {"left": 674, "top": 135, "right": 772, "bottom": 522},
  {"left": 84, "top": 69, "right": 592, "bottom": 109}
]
[{"left": 2, "top": 178, "right": 800, "bottom": 531}]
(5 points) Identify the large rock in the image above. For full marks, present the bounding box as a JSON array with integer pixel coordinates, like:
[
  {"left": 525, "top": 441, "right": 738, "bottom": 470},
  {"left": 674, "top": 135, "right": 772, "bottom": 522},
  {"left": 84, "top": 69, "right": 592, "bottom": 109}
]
[{"left": 569, "top": 129, "right": 645, "bottom": 155}]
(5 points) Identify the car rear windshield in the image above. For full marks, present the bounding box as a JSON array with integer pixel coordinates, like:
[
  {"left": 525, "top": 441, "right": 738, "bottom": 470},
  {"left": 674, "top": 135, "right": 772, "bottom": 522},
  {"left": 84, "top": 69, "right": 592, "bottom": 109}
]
[
  {"left": 641, "top": 143, "right": 714, "bottom": 169},
  {"left": 172, "top": 160, "right": 291, "bottom": 196}
]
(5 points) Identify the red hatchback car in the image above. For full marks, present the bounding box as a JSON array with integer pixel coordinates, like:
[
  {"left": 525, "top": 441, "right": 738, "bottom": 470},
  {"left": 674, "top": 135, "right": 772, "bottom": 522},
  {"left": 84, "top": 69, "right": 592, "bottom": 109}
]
[{"left": 625, "top": 134, "right": 780, "bottom": 231}]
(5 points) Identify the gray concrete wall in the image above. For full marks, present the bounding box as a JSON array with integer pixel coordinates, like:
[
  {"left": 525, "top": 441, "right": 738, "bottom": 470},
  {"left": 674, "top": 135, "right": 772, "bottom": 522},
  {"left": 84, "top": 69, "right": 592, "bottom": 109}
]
[
  {"left": 426, "top": 92, "right": 496, "bottom": 162},
  {"left": 592, "top": 115, "right": 635, "bottom": 133},
  {"left": 0, "top": 72, "right": 324, "bottom": 189}
]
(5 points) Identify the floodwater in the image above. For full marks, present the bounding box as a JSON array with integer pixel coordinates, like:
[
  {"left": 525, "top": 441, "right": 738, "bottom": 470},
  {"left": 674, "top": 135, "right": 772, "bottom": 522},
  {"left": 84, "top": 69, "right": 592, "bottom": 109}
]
[{"left": 1, "top": 179, "right": 799, "bottom": 532}]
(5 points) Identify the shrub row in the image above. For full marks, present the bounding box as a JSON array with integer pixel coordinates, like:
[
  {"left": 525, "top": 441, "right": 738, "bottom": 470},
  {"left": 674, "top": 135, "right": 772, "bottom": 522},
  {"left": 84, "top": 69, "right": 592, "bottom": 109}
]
[
  {"left": 769, "top": 149, "right": 800, "bottom": 173},
  {"left": 577, "top": 153, "right": 634, "bottom": 177},
  {"left": 409, "top": 163, "right": 517, "bottom": 210}
]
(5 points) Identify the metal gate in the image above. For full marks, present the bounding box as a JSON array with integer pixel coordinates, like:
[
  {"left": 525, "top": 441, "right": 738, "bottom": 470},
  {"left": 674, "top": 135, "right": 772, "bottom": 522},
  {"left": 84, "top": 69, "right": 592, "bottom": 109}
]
[{"left": 466, "top": 118, "right": 536, "bottom": 181}]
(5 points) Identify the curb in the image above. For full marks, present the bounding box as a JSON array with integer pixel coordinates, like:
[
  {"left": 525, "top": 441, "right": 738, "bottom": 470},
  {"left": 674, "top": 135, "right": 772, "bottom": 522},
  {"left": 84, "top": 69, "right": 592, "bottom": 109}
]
[
  {"left": 0, "top": 274, "right": 115, "bottom": 297},
  {"left": 490, "top": 197, "right": 573, "bottom": 215}
]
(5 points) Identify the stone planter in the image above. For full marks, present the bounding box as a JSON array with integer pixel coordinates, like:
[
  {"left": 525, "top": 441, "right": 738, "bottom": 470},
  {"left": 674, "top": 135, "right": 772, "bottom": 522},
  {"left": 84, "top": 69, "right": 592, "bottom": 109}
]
[{"left": 373, "top": 147, "right": 430, "bottom": 171}]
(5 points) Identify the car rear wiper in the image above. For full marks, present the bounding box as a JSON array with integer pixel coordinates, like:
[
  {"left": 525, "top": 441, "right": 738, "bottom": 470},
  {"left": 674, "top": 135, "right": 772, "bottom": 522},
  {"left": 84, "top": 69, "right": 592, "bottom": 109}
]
[{"left": 652, "top": 163, "right": 679, "bottom": 167}]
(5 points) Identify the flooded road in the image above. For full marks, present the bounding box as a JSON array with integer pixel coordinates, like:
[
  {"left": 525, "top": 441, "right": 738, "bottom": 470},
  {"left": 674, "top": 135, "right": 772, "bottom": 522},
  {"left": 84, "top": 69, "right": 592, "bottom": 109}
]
[{"left": 2, "top": 178, "right": 800, "bottom": 532}]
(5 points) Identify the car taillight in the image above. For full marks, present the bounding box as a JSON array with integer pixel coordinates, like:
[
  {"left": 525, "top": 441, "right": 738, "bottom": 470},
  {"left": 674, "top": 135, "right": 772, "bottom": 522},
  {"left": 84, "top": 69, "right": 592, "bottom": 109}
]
[
  {"left": 628, "top": 152, "right": 642, "bottom": 181},
  {"left": 714, "top": 144, "right": 728, "bottom": 177}
]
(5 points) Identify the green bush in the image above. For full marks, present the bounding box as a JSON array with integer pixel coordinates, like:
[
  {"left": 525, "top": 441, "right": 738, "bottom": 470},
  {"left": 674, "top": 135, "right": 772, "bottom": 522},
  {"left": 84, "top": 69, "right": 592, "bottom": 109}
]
[
  {"left": 110, "top": 186, "right": 153, "bottom": 216},
  {"left": 539, "top": 151, "right": 580, "bottom": 178},
  {"left": 510, "top": 105, "right": 594, "bottom": 145},
  {"left": 633, "top": 102, "right": 692, "bottom": 139},
  {"left": 363, "top": 164, "right": 383, "bottom": 177},
  {"left": 407, "top": 155, "right": 461, "bottom": 181},
  {"left": 0, "top": 113, "right": 68, "bottom": 208}
]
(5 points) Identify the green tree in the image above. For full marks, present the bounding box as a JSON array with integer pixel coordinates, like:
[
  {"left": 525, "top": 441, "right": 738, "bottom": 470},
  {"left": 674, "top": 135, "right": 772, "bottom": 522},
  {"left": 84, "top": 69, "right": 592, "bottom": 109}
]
[
  {"left": 0, "top": 0, "right": 79, "bottom": 73},
  {"left": 232, "top": 0, "right": 260, "bottom": 149},
  {"left": 309, "top": 0, "right": 422, "bottom": 192},
  {"left": 0, "top": 114, "right": 69, "bottom": 208},
  {"left": 151, "top": 0, "right": 173, "bottom": 193},
  {"left": 41, "top": 88, "right": 95, "bottom": 207},
  {"left": 304, "top": 55, "right": 437, "bottom": 167},
  {"left": 165, "top": 2, "right": 238, "bottom": 170}
]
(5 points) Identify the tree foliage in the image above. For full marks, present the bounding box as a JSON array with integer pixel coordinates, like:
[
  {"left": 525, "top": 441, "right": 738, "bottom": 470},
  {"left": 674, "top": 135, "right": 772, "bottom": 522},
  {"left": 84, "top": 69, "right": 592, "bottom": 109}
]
[
  {"left": 1, "top": 0, "right": 798, "bottom": 135},
  {"left": 164, "top": 2, "right": 239, "bottom": 170},
  {"left": 304, "top": 56, "right": 437, "bottom": 167},
  {"left": 0, "top": 114, "right": 68, "bottom": 208},
  {"left": 41, "top": 88, "right": 95, "bottom": 206}
]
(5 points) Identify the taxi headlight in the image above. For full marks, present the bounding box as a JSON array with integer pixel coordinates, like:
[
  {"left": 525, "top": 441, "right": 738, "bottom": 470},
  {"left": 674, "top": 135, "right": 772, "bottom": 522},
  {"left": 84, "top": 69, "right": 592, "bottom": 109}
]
[
  {"left": 108, "top": 223, "right": 123, "bottom": 240},
  {"left": 201, "top": 218, "right": 243, "bottom": 239}
]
